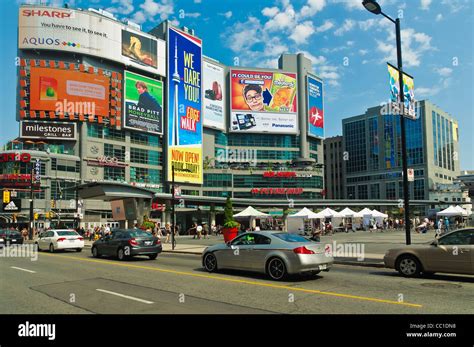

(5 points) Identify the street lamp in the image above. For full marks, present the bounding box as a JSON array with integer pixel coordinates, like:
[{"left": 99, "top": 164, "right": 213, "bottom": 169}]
[{"left": 362, "top": 0, "right": 412, "bottom": 245}]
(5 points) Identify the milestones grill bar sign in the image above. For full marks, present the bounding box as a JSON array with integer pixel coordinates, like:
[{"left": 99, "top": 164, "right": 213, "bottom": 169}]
[{"left": 20, "top": 121, "right": 76, "bottom": 140}]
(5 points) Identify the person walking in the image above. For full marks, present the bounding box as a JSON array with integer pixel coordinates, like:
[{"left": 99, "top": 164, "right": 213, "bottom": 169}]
[
  {"left": 444, "top": 217, "right": 450, "bottom": 234},
  {"left": 202, "top": 222, "right": 209, "bottom": 239},
  {"left": 196, "top": 224, "right": 203, "bottom": 239},
  {"left": 164, "top": 223, "right": 171, "bottom": 243}
]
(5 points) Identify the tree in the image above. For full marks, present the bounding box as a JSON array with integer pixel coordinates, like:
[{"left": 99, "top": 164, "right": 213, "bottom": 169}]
[{"left": 223, "top": 196, "right": 239, "bottom": 228}]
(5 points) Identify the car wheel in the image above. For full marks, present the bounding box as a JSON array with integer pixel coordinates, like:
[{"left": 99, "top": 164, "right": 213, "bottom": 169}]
[
  {"left": 76, "top": 248, "right": 82, "bottom": 253},
  {"left": 148, "top": 253, "right": 158, "bottom": 260},
  {"left": 92, "top": 247, "right": 100, "bottom": 258},
  {"left": 267, "top": 257, "right": 287, "bottom": 281},
  {"left": 396, "top": 255, "right": 422, "bottom": 277},
  {"left": 49, "top": 243, "right": 55, "bottom": 253},
  {"left": 117, "top": 247, "right": 128, "bottom": 261},
  {"left": 310, "top": 270, "right": 321, "bottom": 276},
  {"left": 203, "top": 253, "right": 218, "bottom": 272}
]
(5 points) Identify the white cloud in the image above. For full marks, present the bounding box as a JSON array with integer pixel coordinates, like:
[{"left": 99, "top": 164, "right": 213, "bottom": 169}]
[
  {"left": 436, "top": 14, "right": 443, "bottom": 21},
  {"left": 441, "top": 0, "right": 470, "bottom": 13},
  {"left": 223, "top": 16, "right": 262, "bottom": 53},
  {"left": 139, "top": 0, "right": 174, "bottom": 21},
  {"left": 221, "top": 11, "right": 233, "bottom": 19},
  {"left": 185, "top": 12, "right": 201, "bottom": 18},
  {"left": 435, "top": 67, "right": 453, "bottom": 77},
  {"left": 359, "top": 49, "right": 369, "bottom": 56},
  {"left": 300, "top": 0, "right": 326, "bottom": 17},
  {"left": 264, "top": 6, "right": 297, "bottom": 32},
  {"left": 290, "top": 21, "right": 315, "bottom": 44},
  {"left": 420, "top": 0, "right": 432, "bottom": 10},
  {"left": 334, "top": 19, "right": 355, "bottom": 36},
  {"left": 316, "top": 20, "right": 334, "bottom": 33},
  {"left": 262, "top": 7, "right": 280, "bottom": 17},
  {"left": 107, "top": 0, "right": 134, "bottom": 15},
  {"left": 132, "top": 11, "right": 146, "bottom": 23}
]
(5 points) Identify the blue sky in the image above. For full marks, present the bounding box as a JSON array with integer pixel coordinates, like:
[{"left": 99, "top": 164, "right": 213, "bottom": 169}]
[{"left": 1, "top": 0, "right": 473, "bottom": 169}]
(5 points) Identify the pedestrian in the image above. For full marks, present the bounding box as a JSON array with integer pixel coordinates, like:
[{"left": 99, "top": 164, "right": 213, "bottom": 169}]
[
  {"left": 163, "top": 223, "right": 170, "bottom": 243},
  {"left": 211, "top": 224, "right": 217, "bottom": 236},
  {"left": 202, "top": 222, "right": 209, "bottom": 239},
  {"left": 196, "top": 224, "right": 203, "bottom": 239},
  {"left": 444, "top": 217, "right": 450, "bottom": 233}
]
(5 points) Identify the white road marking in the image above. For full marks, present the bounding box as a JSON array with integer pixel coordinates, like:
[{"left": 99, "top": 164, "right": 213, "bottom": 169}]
[
  {"left": 96, "top": 289, "right": 154, "bottom": 304},
  {"left": 11, "top": 266, "right": 36, "bottom": 273}
]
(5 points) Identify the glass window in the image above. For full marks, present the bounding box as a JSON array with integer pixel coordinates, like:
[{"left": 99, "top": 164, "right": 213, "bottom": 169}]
[
  {"left": 273, "top": 233, "right": 309, "bottom": 243},
  {"left": 439, "top": 230, "right": 473, "bottom": 246},
  {"left": 344, "top": 120, "right": 367, "bottom": 173},
  {"left": 104, "top": 167, "right": 125, "bottom": 182},
  {"left": 57, "top": 231, "right": 79, "bottom": 236},
  {"left": 104, "top": 144, "right": 125, "bottom": 162},
  {"left": 231, "top": 234, "right": 256, "bottom": 246}
]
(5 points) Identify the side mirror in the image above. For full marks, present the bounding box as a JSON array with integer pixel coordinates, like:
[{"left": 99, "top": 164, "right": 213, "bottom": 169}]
[{"left": 226, "top": 241, "right": 231, "bottom": 247}]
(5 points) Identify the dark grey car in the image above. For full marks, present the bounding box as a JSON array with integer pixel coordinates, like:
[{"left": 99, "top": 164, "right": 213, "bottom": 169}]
[
  {"left": 0, "top": 230, "right": 24, "bottom": 246},
  {"left": 91, "top": 229, "right": 162, "bottom": 260}
]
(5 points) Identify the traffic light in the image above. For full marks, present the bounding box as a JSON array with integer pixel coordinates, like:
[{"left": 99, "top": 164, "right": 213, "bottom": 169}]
[
  {"left": 51, "top": 200, "right": 56, "bottom": 208},
  {"left": 3, "top": 190, "right": 10, "bottom": 204},
  {"left": 34, "top": 213, "right": 39, "bottom": 220}
]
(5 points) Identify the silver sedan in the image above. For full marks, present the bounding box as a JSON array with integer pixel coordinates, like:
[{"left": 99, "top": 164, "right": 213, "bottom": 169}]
[{"left": 202, "top": 231, "right": 333, "bottom": 280}]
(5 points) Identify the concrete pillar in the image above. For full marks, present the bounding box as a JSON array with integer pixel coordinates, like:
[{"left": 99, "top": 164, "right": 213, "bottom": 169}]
[
  {"left": 210, "top": 203, "right": 216, "bottom": 226},
  {"left": 297, "top": 53, "right": 308, "bottom": 159}
]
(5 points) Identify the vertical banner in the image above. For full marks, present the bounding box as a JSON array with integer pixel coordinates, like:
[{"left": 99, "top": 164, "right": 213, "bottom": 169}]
[
  {"left": 387, "top": 63, "right": 415, "bottom": 119},
  {"left": 203, "top": 60, "right": 225, "bottom": 130},
  {"left": 307, "top": 75, "right": 324, "bottom": 138},
  {"left": 167, "top": 27, "right": 203, "bottom": 184}
]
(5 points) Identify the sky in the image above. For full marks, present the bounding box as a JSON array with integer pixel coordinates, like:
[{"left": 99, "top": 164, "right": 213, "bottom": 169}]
[{"left": 1, "top": 0, "right": 473, "bottom": 169}]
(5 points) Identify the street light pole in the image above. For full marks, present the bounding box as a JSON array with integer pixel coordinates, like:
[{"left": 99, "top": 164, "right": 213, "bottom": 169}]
[
  {"left": 29, "top": 165, "right": 34, "bottom": 240},
  {"left": 171, "top": 164, "right": 175, "bottom": 250},
  {"left": 363, "top": 0, "right": 411, "bottom": 245}
]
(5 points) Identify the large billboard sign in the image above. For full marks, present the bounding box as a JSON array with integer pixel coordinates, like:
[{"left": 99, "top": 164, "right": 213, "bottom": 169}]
[
  {"left": 230, "top": 69, "right": 298, "bottom": 134},
  {"left": 307, "top": 75, "right": 324, "bottom": 138},
  {"left": 202, "top": 60, "right": 225, "bottom": 130},
  {"left": 20, "top": 121, "right": 76, "bottom": 140},
  {"left": 388, "top": 63, "right": 415, "bottom": 119},
  {"left": 124, "top": 71, "right": 163, "bottom": 134},
  {"left": 30, "top": 67, "right": 110, "bottom": 116},
  {"left": 19, "top": 6, "right": 166, "bottom": 76},
  {"left": 167, "top": 26, "right": 203, "bottom": 184}
]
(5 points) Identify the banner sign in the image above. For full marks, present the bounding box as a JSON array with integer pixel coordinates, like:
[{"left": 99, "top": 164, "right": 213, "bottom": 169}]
[
  {"left": 230, "top": 69, "right": 298, "bottom": 134},
  {"left": 251, "top": 188, "right": 304, "bottom": 195},
  {"left": 307, "top": 75, "right": 324, "bottom": 138},
  {"left": 20, "top": 121, "right": 76, "bottom": 140},
  {"left": 203, "top": 60, "right": 225, "bottom": 130},
  {"left": 19, "top": 6, "right": 166, "bottom": 76},
  {"left": 124, "top": 71, "right": 164, "bottom": 134},
  {"left": 167, "top": 26, "right": 203, "bottom": 184},
  {"left": 3, "top": 199, "right": 22, "bottom": 212},
  {"left": 0, "top": 153, "right": 31, "bottom": 163},
  {"left": 388, "top": 63, "right": 415, "bottom": 119},
  {"left": 30, "top": 67, "right": 110, "bottom": 116}
]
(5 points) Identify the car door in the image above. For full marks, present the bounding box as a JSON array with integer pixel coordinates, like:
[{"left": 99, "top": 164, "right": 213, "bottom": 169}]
[
  {"left": 40, "top": 231, "right": 53, "bottom": 249},
  {"left": 100, "top": 232, "right": 118, "bottom": 256},
  {"left": 246, "top": 234, "right": 273, "bottom": 271},
  {"left": 424, "top": 230, "right": 473, "bottom": 274},
  {"left": 215, "top": 234, "right": 252, "bottom": 270},
  {"left": 225, "top": 233, "right": 257, "bottom": 270}
]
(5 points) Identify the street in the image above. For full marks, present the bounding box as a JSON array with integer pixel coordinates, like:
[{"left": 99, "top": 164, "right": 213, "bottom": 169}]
[{"left": 1, "top": 246, "right": 473, "bottom": 314}]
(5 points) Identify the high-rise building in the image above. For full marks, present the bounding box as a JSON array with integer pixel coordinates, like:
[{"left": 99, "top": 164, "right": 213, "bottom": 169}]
[
  {"left": 342, "top": 100, "right": 461, "bottom": 215},
  {"left": 323, "top": 136, "right": 345, "bottom": 199}
]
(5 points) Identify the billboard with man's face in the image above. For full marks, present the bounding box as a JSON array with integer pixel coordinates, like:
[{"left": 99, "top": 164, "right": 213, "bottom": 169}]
[{"left": 229, "top": 69, "right": 298, "bottom": 134}]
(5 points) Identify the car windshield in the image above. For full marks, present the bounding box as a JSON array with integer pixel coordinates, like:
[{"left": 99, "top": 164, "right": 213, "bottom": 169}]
[
  {"left": 7, "top": 231, "right": 21, "bottom": 236},
  {"left": 127, "top": 230, "right": 152, "bottom": 238},
  {"left": 273, "top": 233, "right": 310, "bottom": 243},
  {"left": 57, "top": 231, "right": 78, "bottom": 236}
]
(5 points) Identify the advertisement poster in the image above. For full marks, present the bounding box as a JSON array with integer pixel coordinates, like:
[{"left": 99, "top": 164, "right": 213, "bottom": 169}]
[
  {"left": 203, "top": 60, "right": 225, "bottom": 130},
  {"left": 19, "top": 6, "right": 166, "bottom": 76},
  {"left": 230, "top": 69, "right": 298, "bottom": 134},
  {"left": 167, "top": 26, "right": 203, "bottom": 184},
  {"left": 124, "top": 71, "right": 163, "bottom": 134},
  {"left": 30, "top": 67, "right": 110, "bottom": 116},
  {"left": 388, "top": 63, "right": 415, "bottom": 119},
  {"left": 307, "top": 75, "right": 324, "bottom": 138},
  {"left": 20, "top": 121, "right": 76, "bottom": 140},
  {"left": 384, "top": 116, "right": 395, "bottom": 169}
]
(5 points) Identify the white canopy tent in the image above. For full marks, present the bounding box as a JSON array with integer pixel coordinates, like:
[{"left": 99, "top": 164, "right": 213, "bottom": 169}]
[
  {"left": 359, "top": 208, "right": 374, "bottom": 217},
  {"left": 318, "top": 208, "right": 344, "bottom": 218},
  {"left": 233, "top": 206, "right": 269, "bottom": 229},
  {"left": 453, "top": 205, "right": 469, "bottom": 216},
  {"left": 288, "top": 207, "right": 321, "bottom": 219},
  {"left": 437, "top": 206, "right": 466, "bottom": 217},
  {"left": 372, "top": 209, "right": 388, "bottom": 218},
  {"left": 339, "top": 207, "right": 363, "bottom": 218}
]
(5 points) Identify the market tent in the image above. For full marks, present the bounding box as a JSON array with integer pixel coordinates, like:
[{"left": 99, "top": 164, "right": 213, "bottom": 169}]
[
  {"left": 359, "top": 208, "right": 374, "bottom": 217},
  {"left": 437, "top": 206, "right": 464, "bottom": 217},
  {"left": 339, "top": 207, "right": 363, "bottom": 218},
  {"left": 288, "top": 207, "right": 321, "bottom": 219},
  {"left": 318, "top": 208, "right": 343, "bottom": 218},
  {"left": 453, "top": 206, "right": 469, "bottom": 216},
  {"left": 233, "top": 206, "right": 269, "bottom": 218},
  {"left": 372, "top": 209, "right": 388, "bottom": 218}
]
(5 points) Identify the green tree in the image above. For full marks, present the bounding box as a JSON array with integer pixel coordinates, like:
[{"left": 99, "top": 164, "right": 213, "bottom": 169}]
[{"left": 223, "top": 196, "right": 239, "bottom": 228}]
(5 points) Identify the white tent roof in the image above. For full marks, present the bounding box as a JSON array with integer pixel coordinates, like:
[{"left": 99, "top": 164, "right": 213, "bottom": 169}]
[
  {"left": 339, "top": 207, "right": 363, "bottom": 218},
  {"left": 233, "top": 206, "right": 269, "bottom": 218},
  {"left": 288, "top": 207, "right": 321, "bottom": 219},
  {"left": 359, "top": 208, "right": 374, "bottom": 217},
  {"left": 318, "top": 208, "right": 343, "bottom": 218},
  {"left": 453, "top": 206, "right": 469, "bottom": 216},
  {"left": 372, "top": 209, "right": 388, "bottom": 218},
  {"left": 437, "top": 206, "right": 463, "bottom": 217}
]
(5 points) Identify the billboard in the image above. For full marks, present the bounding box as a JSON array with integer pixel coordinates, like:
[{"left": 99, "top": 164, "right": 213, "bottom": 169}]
[
  {"left": 124, "top": 71, "right": 164, "bottom": 134},
  {"left": 203, "top": 60, "right": 225, "bottom": 130},
  {"left": 167, "top": 26, "right": 203, "bottom": 184},
  {"left": 19, "top": 6, "right": 166, "bottom": 76},
  {"left": 230, "top": 69, "right": 298, "bottom": 134},
  {"left": 30, "top": 67, "right": 110, "bottom": 116},
  {"left": 307, "top": 75, "right": 324, "bottom": 138},
  {"left": 20, "top": 121, "right": 76, "bottom": 140},
  {"left": 388, "top": 63, "right": 415, "bottom": 119}
]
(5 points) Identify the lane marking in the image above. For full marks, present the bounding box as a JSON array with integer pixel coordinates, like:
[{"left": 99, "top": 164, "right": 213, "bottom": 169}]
[
  {"left": 96, "top": 289, "right": 154, "bottom": 304},
  {"left": 40, "top": 253, "right": 422, "bottom": 308},
  {"left": 11, "top": 266, "right": 36, "bottom": 273}
]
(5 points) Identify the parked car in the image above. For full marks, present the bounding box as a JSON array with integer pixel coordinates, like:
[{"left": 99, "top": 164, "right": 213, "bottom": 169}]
[
  {"left": 36, "top": 229, "right": 84, "bottom": 252},
  {"left": 384, "top": 228, "right": 474, "bottom": 277},
  {"left": 91, "top": 229, "right": 162, "bottom": 261},
  {"left": 0, "top": 230, "right": 24, "bottom": 246},
  {"left": 202, "top": 231, "right": 333, "bottom": 280}
]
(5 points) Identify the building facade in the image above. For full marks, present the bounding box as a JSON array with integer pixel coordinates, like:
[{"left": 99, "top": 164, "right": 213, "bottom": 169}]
[
  {"left": 323, "top": 136, "right": 345, "bottom": 199},
  {"left": 342, "top": 100, "right": 461, "bottom": 215}
]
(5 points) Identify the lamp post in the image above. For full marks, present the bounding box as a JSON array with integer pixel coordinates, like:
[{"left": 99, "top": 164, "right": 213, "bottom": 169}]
[
  {"left": 362, "top": 0, "right": 411, "bottom": 245},
  {"left": 29, "top": 165, "right": 34, "bottom": 240},
  {"left": 171, "top": 164, "right": 176, "bottom": 250}
]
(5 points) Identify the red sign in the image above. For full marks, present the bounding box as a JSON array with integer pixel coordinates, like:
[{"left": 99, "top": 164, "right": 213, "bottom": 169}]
[
  {"left": 0, "top": 153, "right": 31, "bottom": 163},
  {"left": 263, "top": 171, "right": 297, "bottom": 178},
  {"left": 0, "top": 174, "right": 38, "bottom": 188},
  {"left": 152, "top": 203, "right": 165, "bottom": 211},
  {"left": 22, "top": 9, "right": 72, "bottom": 18},
  {"left": 251, "top": 188, "right": 304, "bottom": 195}
]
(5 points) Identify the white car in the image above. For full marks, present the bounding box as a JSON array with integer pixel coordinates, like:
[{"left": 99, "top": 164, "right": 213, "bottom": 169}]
[{"left": 36, "top": 229, "right": 84, "bottom": 252}]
